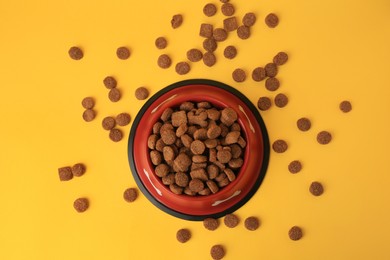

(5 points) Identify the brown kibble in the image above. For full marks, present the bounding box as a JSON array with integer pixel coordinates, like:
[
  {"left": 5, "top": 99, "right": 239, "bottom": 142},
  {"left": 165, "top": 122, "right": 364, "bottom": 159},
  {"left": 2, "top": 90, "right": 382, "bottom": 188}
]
[
  {"left": 58, "top": 167, "right": 73, "bottom": 181},
  {"left": 116, "top": 113, "right": 131, "bottom": 126},
  {"left": 155, "top": 164, "right": 170, "bottom": 177},
  {"left": 237, "top": 25, "right": 250, "bottom": 39},
  {"left": 73, "top": 198, "right": 89, "bottom": 213},
  {"left": 174, "top": 153, "right": 192, "bottom": 172},
  {"left": 223, "top": 45, "right": 237, "bottom": 59},
  {"left": 289, "top": 226, "right": 303, "bottom": 241},
  {"left": 187, "top": 49, "right": 203, "bottom": 62},
  {"left": 203, "top": 38, "right": 217, "bottom": 52},
  {"left": 265, "top": 13, "right": 279, "bottom": 28},
  {"left": 199, "top": 188, "right": 211, "bottom": 196},
  {"left": 340, "top": 100, "right": 352, "bottom": 113},
  {"left": 217, "top": 150, "right": 232, "bottom": 164},
  {"left": 162, "top": 173, "right": 176, "bottom": 185},
  {"left": 72, "top": 163, "right": 86, "bottom": 177},
  {"left": 200, "top": 23, "right": 214, "bottom": 38},
  {"left": 192, "top": 155, "right": 208, "bottom": 163},
  {"left": 237, "top": 136, "right": 246, "bottom": 148},
  {"left": 155, "top": 37, "right": 167, "bottom": 49},
  {"left": 203, "top": 52, "right": 217, "bottom": 67},
  {"left": 176, "top": 228, "right": 191, "bottom": 243},
  {"left": 257, "top": 97, "right": 272, "bottom": 111},
  {"left": 207, "top": 164, "right": 219, "bottom": 179},
  {"left": 175, "top": 172, "right": 190, "bottom": 187},
  {"left": 155, "top": 139, "right": 166, "bottom": 152},
  {"left": 163, "top": 146, "right": 176, "bottom": 161},
  {"left": 228, "top": 158, "right": 243, "bottom": 169},
  {"left": 207, "top": 125, "right": 222, "bottom": 139},
  {"left": 210, "top": 245, "right": 225, "bottom": 260},
  {"left": 265, "top": 63, "right": 278, "bottom": 77},
  {"left": 190, "top": 168, "right": 208, "bottom": 181},
  {"left": 161, "top": 129, "right": 176, "bottom": 145},
  {"left": 176, "top": 124, "right": 188, "bottom": 137},
  {"left": 225, "top": 131, "right": 240, "bottom": 144},
  {"left": 203, "top": 218, "right": 219, "bottom": 231},
  {"left": 161, "top": 108, "right": 174, "bottom": 122},
  {"left": 189, "top": 178, "right": 204, "bottom": 192},
  {"left": 190, "top": 140, "right": 206, "bottom": 155},
  {"left": 252, "top": 67, "right": 266, "bottom": 81},
  {"left": 82, "top": 109, "right": 96, "bottom": 122},
  {"left": 150, "top": 150, "right": 162, "bottom": 165},
  {"left": 171, "top": 14, "right": 183, "bottom": 29},
  {"left": 265, "top": 77, "right": 280, "bottom": 91},
  {"left": 135, "top": 87, "right": 149, "bottom": 100},
  {"left": 170, "top": 183, "right": 184, "bottom": 194},
  {"left": 180, "top": 102, "right": 195, "bottom": 111},
  {"left": 243, "top": 12, "right": 256, "bottom": 27},
  {"left": 310, "top": 181, "right": 324, "bottom": 196},
  {"left": 224, "top": 168, "right": 236, "bottom": 182},
  {"left": 81, "top": 97, "right": 94, "bottom": 109},
  {"left": 221, "top": 108, "right": 238, "bottom": 126},
  {"left": 273, "top": 52, "right": 289, "bottom": 65},
  {"left": 116, "top": 46, "right": 130, "bottom": 60},
  {"left": 224, "top": 213, "right": 239, "bottom": 228},
  {"left": 206, "top": 180, "right": 219, "bottom": 193},
  {"left": 68, "top": 46, "right": 83, "bottom": 60},
  {"left": 184, "top": 186, "right": 197, "bottom": 196},
  {"left": 274, "top": 93, "right": 288, "bottom": 108},
  {"left": 123, "top": 188, "right": 138, "bottom": 202},
  {"left": 103, "top": 76, "right": 117, "bottom": 89},
  {"left": 230, "top": 144, "right": 242, "bottom": 159},
  {"left": 109, "top": 128, "right": 123, "bottom": 142},
  {"left": 245, "top": 216, "right": 260, "bottom": 231},
  {"left": 171, "top": 111, "right": 187, "bottom": 127},
  {"left": 272, "top": 139, "right": 288, "bottom": 153},
  {"left": 108, "top": 88, "right": 121, "bottom": 102},
  {"left": 317, "top": 131, "right": 332, "bottom": 144},
  {"left": 213, "top": 28, "right": 228, "bottom": 42},
  {"left": 157, "top": 54, "right": 172, "bottom": 69},
  {"left": 203, "top": 3, "right": 217, "bottom": 17},
  {"left": 297, "top": 118, "right": 311, "bottom": 131},
  {"left": 175, "top": 62, "right": 191, "bottom": 75},
  {"left": 221, "top": 3, "right": 235, "bottom": 16},
  {"left": 232, "top": 68, "right": 246, "bottom": 82},
  {"left": 288, "top": 160, "right": 302, "bottom": 174},
  {"left": 223, "top": 17, "right": 238, "bottom": 32},
  {"left": 102, "top": 116, "right": 116, "bottom": 130},
  {"left": 153, "top": 122, "right": 163, "bottom": 134}
]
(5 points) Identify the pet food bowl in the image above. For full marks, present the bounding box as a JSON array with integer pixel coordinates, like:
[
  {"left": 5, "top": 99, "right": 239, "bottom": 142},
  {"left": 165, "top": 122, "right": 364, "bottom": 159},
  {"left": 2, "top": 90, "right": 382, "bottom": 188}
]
[{"left": 128, "top": 79, "right": 269, "bottom": 221}]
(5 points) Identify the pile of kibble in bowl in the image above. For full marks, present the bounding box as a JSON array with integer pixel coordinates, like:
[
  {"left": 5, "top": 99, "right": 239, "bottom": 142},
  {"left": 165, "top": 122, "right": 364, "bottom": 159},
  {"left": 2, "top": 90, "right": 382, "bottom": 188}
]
[{"left": 147, "top": 101, "right": 246, "bottom": 196}]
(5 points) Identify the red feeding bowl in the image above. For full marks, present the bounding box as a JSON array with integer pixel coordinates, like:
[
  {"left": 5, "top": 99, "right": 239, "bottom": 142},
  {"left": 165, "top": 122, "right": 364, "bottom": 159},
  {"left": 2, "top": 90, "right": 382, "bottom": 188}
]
[{"left": 128, "top": 79, "right": 269, "bottom": 221}]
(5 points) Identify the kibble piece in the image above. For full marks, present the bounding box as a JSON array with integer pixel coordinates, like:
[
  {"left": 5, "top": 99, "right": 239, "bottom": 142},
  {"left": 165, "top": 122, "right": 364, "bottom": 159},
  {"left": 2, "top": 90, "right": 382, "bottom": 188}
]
[
  {"left": 213, "top": 28, "right": 228, "bottom": 42},
  {"left": 223, "top": 46, "right": 237, "bottom": 59},
  {"left": 272, "top": 139, "right": 288, "bottom": 153},
  {"left": 228, "top": 158, "right": 243, "bottom": 168},
  {"left": 68, "top": 46, "right": 83, "bottom": 60},
  {"left": 252, "top": 67, "right": 266, "bottom": 81},
  {"left": 340, "top": 100, "right": 352, "bottom": 113},
  {"left": 190, "top": 168, "right": 208, "bottom": 181},
  {"left": 58, "top": 166, "right": 73, "bottom": 181},
  {"left": 135, "top": 87, "right": 149, "bottom": 100},
  {"left": 175, "top": 62, "right": 191, "bottom": 75},
  {"left": 230, "top": 144, "right": 242, "bottom": 158},
  {"left": 273, "top": 52, "right": 289, "bottom": 65},
  {"left": 203, "top": 52, "right": 217, "bottom": 67},
  {"left": 73, "top": 198, "right": 89, "bottom": 213},
  {"left": 184, "top": 186, "right": 197, "bottom": 196},
  {"left": 175, "top": 172, "right": 190, "bottom": 187},
  {"left": 155, "top": 139, "right": 165, "bottom": 152},
  {"left": 203, "top": 38, "right": 217, "bottom": 52},
  {"left": 102, "top": 116, "right": 116, "bottom": 130},
  {"left": 81, "top": 97, "right": 94, "bottom": 109},
  {"left": 225, "top": 131, "right": 240, "bottom": 144},
  {"left": 155, "top": 37, "right": 167, "bottom": 49},
  {"left": 317, "top": 131, "right": 332, "bottom": 144},
  {"left": 191, "top": 162, "right": 207, "bottom": 171},
  {"left": 221, "top": 107, "right": 238, "bottom": 126},
  {"left": 257, "top": 97, "right": 272, "bottom": 111},
  {"left": 161, "top": 108, "right": 173, "bottom": 122},
  {"left": 170, "top": 183, "right": 184, "bottom": 194},
  {"left": 108, "top": 88, "right": 121, "bottom": 102},
  {"left": 171, "top": 14, "right": 183, "bottom": 29},
  {"left": 210, "top": 245, "right": 225, "bottom": 260},
  {"left": 265, "top": 63, "right": 278, "bottom": 77},
  {"left": 180, "top": 102, "right": 195, "bottom": 111},
  {"left": 203, "top": 3, "right": 217, "bottom": 17},
  {"left": 163, "top": 146, "right": 176, "bottom": 162},
  {"left": 187, "top": 48, "right": 203, "bottom": 62},
  {"left": 244, "top": 216, "right": 260, "bottom": 231},
  {"left": 103, "top": 76, "right": 117, "bottom": 89},
  {"left": 176, "top": 229, "right": 191, "bottom": 243},
  {"left": 207, "top": 125, "right": 222, "bottom": 139},
  {"left": 82, "top": 109, "right": 96, "bottom": 122},
  {"left": 157, "top": 54, "right": 172, "bottom": 69},
  {"left": 189, "top": 178, "right": 204, "bottom": 192},
  {"left": 224, "top": 168, "right": 236, "bottom": 182},
  {"left": 265, "top": 77, "right": 280, "bottom": 91},
  {"left": 123, "top": 188, "right": 138, "bottom": 202},
  {"left": 174, "top": 153, "right": 192, "bottom": 172},
  {"left": 223, "top": 17, "right": 238, "bottom": 32},
  {"left": 206, "top": 180, "right": 219, "bottom": 193},
  {"left": 203, "top": 218, "right": 219, "bottom": 231},
  {"left": 237, "top": 25, "right": 250, "bottom": 39},
  {"left": 243, "top": 12, "right": 256, "bottom": 27},
  {"left": 309, "top": 181, "right": 324, "bottom": 196},
  {"left": 171, "top": 111, "right": 187, "bottom": 127},
  {"left": 198, "top": 188, "right": 211, "bottom": 196},
  {"left": 116, "top": 46, "right": 130, "bottom": 60},
  {"left": 297, "top": 117, "right": 311, "bottom": 131},
  {"left": 200, "top": 23, "right": 214, "bottom": 38},
  {"left": 274, "top": 93, "right": 288, "bottom": 108},
  {"left": 109, "top": 128, "right": 123, "bottom": 142},
  {"left": 72, "top": 163, "right": 86, "bottom": 177},
  {"left": 162, "top": 173, "right": 175, "bottom": 185},
  {"left": 265, "top": 13, "right": 279, "bottom": 28},
  {"left": 221, "top": 3, "right": 235, "bottom": 16},
  {"left": 154, "top": 163, "right": 170, "bottom": 177},
  {"left": 116, "top": 113, "right": 131, "bottom": 126},
  {"left": 288, "top": 160, "right": 302, "bottom": 174},
  {"left": 288, "top": 226, "right": 303, "bottom": 241},
  {"left": 224, "top": 213, "right": 239, "bottom": 228},
  {"left": 161, "top": 129, "right": 176, "bottom": 145},
  {"left": 232, "top": 68, "right": 246, "bottom": 82},
  {"left": 153, "top": 122, "right": 163, "bottom": 134},
  {"left": 237, "top": 136, "right": 246, "bottom": 148},
  {"left": 190, "top": 140, "right": 206, "bottom": 155}
]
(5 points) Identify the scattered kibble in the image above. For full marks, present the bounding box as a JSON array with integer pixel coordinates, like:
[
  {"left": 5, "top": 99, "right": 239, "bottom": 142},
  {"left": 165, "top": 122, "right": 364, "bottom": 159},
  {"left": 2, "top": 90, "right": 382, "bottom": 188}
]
[
  {"left": 272, "top": 139, "right": 288, "bottom": 153},
  {"left": 81, "top": 97, "right": 95, "bottom": 109},
  {"left": 155, "top": 37, "right": 168, "bottom": 49},
  {"left": 108, "top": 88, "right": 121, "bottom": 102},
  {"left": 203, "top": 52, "right": 217, "bottom": 67},
  {"left": 103, "top": 76, "right": 117, "bottom": 89},
  {"left": 58, "top": 166, "right": 73, "bottom": 181},
  {"left": 82, "top": 109, "right": 96, "bottom": 122},
  {"left": 288, "top": 160, "right": 302, "bottom": 174},
  {"left": 157, "top": 54, "right": 172, "bottom": 69},
  {"left": 273, "top": 52, "right": 289, "bottom": 65},
  {"left": 274, "top": 93, "right": 288, "bottom": 108},
  {"left": 339, "top": 100, "right": 352, "bottom": 113},
  {"left": 116, "top": 113, "right": 131, "bottom": 126},
  {"left": 223, "top": 46, "right": 237, "bottom": 59},
  {"left": 203, "top": 218, "right": 219, "bottom": 231},
  {"left": 232, "top": 68, "right": 246, "bottom": 82},
  {"left": 73, "top": 198, "right": 89, "bottom": 213},
  {"left": 102, "top": 116, "right": 116, "bottom": 130},
  {"left": 68, "top": 46, "right": 83, "bottom": 60},
  {"left": 244, "top": 216, "right": 260, "bottom": 231},
  {"left": 109, "top": 128, "right": 123, "bottom": 142},
  {"left": 257, "top": 97, "right": 272, "bottom": 111},
  {"left": 317, "top": 131, "right": 332, "bottom": 144},
  {"left": 175, "top": 62, "right": 191, "bottom": 75},
  {"left": 288, "top": 226, "right": 303, "bottom": 241},
  {"left": 252, "top": 67, "right": 266, "bottom": 82},
  {"left": 297, "top": 117, "right": 311, "bottom": 131},
  {"left": 265, "top": 13, "right": 279, "bottom": 28},
  {"left": 72, "top": 163, "right": 86, "bottom": 177},
  {"left": 210, "top": 245, "right": 225, "bottom": 260},
  {"left": 171, "top": 14, "right": 183, "bottom": 29},
  {"left": 135, "top": 87, "right": 149, "bottom": 100},
  {"left": 176, "top": 228, "right": 191, "bottom": 243},
  {"left": 237, "top": 25, "right": 250, "bottom": 39},
  {"left": 309, "top": 181, "right": 324, "bottom": 196},
  {"left": 187, "top": 48, "right": 203, "bottom": 62},
  {"left": 224, "top": 213, "right": 239, "bottom": 228},
  {"left": 265, "top": 77, "right": 280, "bottom": 91},
  {"left": 123, "top": 188, "right": 138, "bottom": 202},
  {"left": 221, "top": 3, "right": 235, "bottom": 16},
  {"left": 116, "top": 46, "right": 130, "bottom": 60},
  {"left": 242, "top": 13, "right": 256, "bottom": 27},
  {"left": 203, "top": 3, "right": 217, "bottom": 17}
]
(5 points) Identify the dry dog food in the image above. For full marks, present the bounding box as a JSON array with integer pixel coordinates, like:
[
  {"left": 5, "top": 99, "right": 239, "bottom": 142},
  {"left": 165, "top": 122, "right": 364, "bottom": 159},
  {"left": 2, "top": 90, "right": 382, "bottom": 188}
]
[
  {"left": 252, "top": 67, "right": 266, "bottom": 82},
  {"left": 58, "top": 166, "right": 73, "bottom": 181},
  {"left": 221, "top": 3, "right": 235, "bottom": 16},
  {"left": 232, "top": 68, "right": 246, "bottom": 82},
  {"left": 223, "top": 46, "right": 237, "bottom": 59},
  {"left": 203, "top": 3, "right": 217, "bottom": 17},
  {"left": 73, "top": 198, "right": 89, "bottom": 213},
  {"left": 108, "top": 88, "right": 121, "bottom": 102},
  {"left": 135, "top": 87, "right": 149, "bottom": 100},
  {"left": 68, "top": 46, "right": 83, "bottom": 60},
  {"left": 176, "top": 228, "right": 191, "bottom": 243},
  {"left": 297, "top": 117, "right": 311, "bottom": 131},
  {"left": 171, "top": 14, "right": 183, "bottom": 29},
  {"left": 102, "top": 116, "right": 116, "bottom": 130},
  {"left": 309, "top": 181, "right": 324, "bottom": 196},
  {"left": 155, "top": 37, "right": 167, "bottom": 49},
  {"left": 81, "top": 97, "right": 95, "bottom": 109},
  {"left": 116, "top": 113, "right": 131, "bottom": 126},
  {"left": 243, "top": 12, "right": 256, "bottom": 27},
  {"left": 273, "top": 52, "right": 289, "bottom": 65},
  {"left": 72, "top": 163, "right": 86, "bottom": 177},
  {"left": 213, "top": 28, "right": 228, "bottom": 42},
  {"left": 265, "top": 63, "right": 278, "bottom": 77},
  {"left": 224, "top": 213, "right": 239, "bottom": 228},
  {"left": 265, "top": 77, "right": 280, "bottom": 91},
  {"left": 317, "top": 131, "right": 332, "bottom": 144},
  {"left": 210, "top": 245, "right": 225, "bottom": 260},
  {"left": 288, "top": 226, "right": 303, "bottom": 240},
  {"left": 257, "top": 97, "right": 272, "bottom": 111},
  {"left": 203, "top": 38, "right": 218, "bottom": 52},
  {"left": 340, "top": 100, "right": 352, "bottom": 113},
  {"left": 157, "top": 54, "right": 172, "bottom": 69},
  {"left": 175, "top": 62, "right": 191, "bottom": 75},
  {"left": 200, "top": 23, "right": 214, "bottom": 38},
  {"left": 244, "top": 216, "right": 260, "bottom": 231},
  {"left": 148, "top": 102, "right": 246, "bottom": 196},
  {"left": 187, "top": 48, "right": 203, "bottom": 62},
  {"left": 265, "top": 13, "right": 279, "bottom": 28},
  {"left": 123, "top": 188, "right": 138, "bottom": 202},
  {"left": 237, "top": 25, "right": 250, "bottom": 39},
  {"left": 109, "top": 128, "right": 123, "bottom": 142},
  {"left": 272, "top": 139, "right": 288, "bottom": 153},
  {"left": 116, "top": 46, "right": 130, "bottom": 60},
  {"left": 288, "top": 160, "right": 302, "bottom": 174},
  {"left": 103, "top": 76, "right": 117, "bottom": 89},
  {"left": 223, "top": 17, "right": 238, "bottom": 32},
  {"left": 274, "top": 93, "right": 288, "bottom": 108},
  {"left": 203, "top": 52, "right": 217, "bottom": 67},
  {"left": 203, "top": 218, "right": 219, "bottom": 231},
  {"left": 82, "top": 109, "right": 96, "bottom": 122}
]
